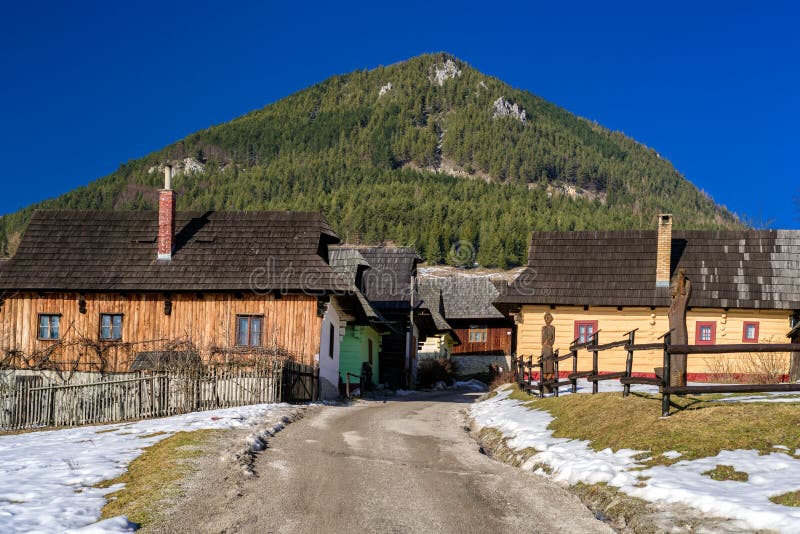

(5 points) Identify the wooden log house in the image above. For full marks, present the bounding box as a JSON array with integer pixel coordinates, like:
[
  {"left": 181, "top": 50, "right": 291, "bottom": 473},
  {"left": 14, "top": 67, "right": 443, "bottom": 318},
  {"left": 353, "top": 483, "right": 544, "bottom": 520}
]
[
  {"left": 495, "top": 215, "right": 800, "bottom": 380},
  {"left": 418, "top": 276, "right": 513, "bottom": 375},
  {"left": 329, "top": 246, "right": 396, "bottom": 390},
  {"left": 0, "top": 169, "right": 356, "bottom": 377},
  {"left": 356, "top": 246, "right": 439, "bottom": 388}
]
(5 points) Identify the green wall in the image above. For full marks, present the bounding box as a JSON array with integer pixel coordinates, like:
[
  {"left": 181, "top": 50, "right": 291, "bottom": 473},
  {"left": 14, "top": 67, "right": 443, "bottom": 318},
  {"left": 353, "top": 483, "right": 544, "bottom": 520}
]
[{"left": 340, "top": 325, "right": 382, "bottom": 386}]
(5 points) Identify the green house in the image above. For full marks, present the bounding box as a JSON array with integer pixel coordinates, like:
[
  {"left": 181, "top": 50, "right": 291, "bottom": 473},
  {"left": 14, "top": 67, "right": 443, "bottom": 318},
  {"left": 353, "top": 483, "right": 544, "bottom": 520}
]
[
  {"left": 339, "top": 324, "right": 382, "bottom": 386},
  {"left": 330, "top": 247, "right": 394, "bottom": 388}
]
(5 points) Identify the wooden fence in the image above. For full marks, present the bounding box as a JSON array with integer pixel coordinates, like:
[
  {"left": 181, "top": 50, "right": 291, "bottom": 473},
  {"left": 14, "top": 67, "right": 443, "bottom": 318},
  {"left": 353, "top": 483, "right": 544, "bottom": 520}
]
[
  {"left": 1, "top": 360, "right": 319, "bottom": 431},
  {"left": 511, "top": 330, "right": 800, "bottom": 416}
]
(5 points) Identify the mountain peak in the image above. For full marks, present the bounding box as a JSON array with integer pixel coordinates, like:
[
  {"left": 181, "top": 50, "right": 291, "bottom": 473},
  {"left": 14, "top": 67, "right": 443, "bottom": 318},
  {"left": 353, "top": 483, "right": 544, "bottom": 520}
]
[{"left": 0, "top": 55, "right": 740, "bottom": 265}]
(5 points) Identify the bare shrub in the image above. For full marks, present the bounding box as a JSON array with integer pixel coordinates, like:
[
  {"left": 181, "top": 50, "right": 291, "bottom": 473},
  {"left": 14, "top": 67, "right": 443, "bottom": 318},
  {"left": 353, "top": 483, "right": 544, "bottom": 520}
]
[
  {"left": 704, "top": 350, "right": 789, "bottom": 385},
  {"left": 417, "top": 358, "right": 457, "bottom": 388}
]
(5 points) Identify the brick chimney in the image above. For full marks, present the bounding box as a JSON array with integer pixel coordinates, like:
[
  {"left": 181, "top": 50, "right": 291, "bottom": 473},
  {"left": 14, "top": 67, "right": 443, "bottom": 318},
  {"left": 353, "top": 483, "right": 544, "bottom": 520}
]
[
  {"left": 157, "top": 165, "right": 176, "bottom": 261},
  {"left": 656, "top": 213, "right": 673, "bottom": 287}
]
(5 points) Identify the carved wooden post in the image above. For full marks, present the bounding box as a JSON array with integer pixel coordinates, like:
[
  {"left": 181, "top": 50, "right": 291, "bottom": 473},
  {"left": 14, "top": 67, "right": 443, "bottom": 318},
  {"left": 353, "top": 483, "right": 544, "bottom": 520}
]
[{"left": 667, "top": 269, "right": 691, "bottom": 387}]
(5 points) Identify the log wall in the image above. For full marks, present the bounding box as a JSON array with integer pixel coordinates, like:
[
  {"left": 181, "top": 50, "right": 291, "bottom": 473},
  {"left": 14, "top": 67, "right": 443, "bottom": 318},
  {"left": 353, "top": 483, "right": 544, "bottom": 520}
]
[
  {"left": 517, "top": 305, "right": 793, "bottom": 376},
  {"left": 0, "top": 292, "right": 322, "bottom": 372}
]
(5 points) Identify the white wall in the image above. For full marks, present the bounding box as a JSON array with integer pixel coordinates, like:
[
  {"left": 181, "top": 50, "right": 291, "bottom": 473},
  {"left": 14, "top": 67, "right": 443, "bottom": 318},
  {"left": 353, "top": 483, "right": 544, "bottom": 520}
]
[{"left": 316, "top": 301, "right": 343, "bottom": 400}]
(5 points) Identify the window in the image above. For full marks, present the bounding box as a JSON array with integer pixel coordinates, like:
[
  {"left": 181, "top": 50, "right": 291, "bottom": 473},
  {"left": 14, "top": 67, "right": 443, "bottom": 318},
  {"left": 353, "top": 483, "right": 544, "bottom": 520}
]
[
  {"left": 696, "top": 321, "right": 716, "bottom": 345},
  {"left": 328, "top": 324, "right": 335, "bottom": 359},
  {"left": 574, "top": 321, "right": 598, "bottom": 344},
  {"left": 100, "top": 314, "right": 123, "bottom": 341},
  {"left": 742, "top": 321, "right": 759, "bottom": 343},
  {"left": 368, "top": 339, "right": 374, "bottom": 365},
  {"left": 236, "top": 315, "right": 263, "bottom": 347},
  {"left": 38, "top": 314, "right": 60, "bottom": 340},
  {"left": 469, "top": 325, "right": 488, "bottom": 343}
]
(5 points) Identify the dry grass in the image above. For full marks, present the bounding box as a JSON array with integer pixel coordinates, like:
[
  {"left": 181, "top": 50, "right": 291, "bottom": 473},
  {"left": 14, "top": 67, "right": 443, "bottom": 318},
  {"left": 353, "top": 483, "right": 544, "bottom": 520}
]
[
  {"left": 96, "top": 429, "right": 222, "bottom": 527},
  {"left": 702, "top": 464, "right": 749, "bottom": 482},
  {"left": 507, "top": 385, "right": 800, "bottom": 466},
  {"left": 770, "top": 490, "right": 800, "bottom": 507}
]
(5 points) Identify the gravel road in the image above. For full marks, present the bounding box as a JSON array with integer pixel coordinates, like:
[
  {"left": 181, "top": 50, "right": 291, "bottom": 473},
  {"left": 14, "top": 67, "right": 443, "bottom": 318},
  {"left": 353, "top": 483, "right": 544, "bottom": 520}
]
[{"left": 155, "top": 390, "right": 612, "bottom": 533}]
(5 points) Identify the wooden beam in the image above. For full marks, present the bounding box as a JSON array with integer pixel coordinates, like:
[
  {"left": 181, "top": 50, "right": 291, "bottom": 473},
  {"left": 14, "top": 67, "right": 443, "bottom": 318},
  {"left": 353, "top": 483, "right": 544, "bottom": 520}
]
[
  {"left": 667, "top": 343, "right": 800, "bottom": 354},
  {"left": 665, "top": 383, "right": 800, "bottom": 395}
]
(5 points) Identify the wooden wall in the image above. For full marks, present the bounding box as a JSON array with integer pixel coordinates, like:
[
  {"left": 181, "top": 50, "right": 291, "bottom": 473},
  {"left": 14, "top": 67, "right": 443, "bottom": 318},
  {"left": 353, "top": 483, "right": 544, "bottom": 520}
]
[
  {"left": 451, "top": 320, "right": 513, "bottom": 356},
  {"left": 0, "top": 292, "right": 322, "bottom": 372},
  {"left": 517, "top": 305, "right": 793, "bottom": 376}
]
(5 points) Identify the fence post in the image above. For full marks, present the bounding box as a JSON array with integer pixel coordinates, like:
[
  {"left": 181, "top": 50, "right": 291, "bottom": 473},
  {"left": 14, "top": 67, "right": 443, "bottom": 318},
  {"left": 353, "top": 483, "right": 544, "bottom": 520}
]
[
  {"left": 553, "top": 349, "right": 560, "bottom": 398},
  {"left": 624, "top": 330, "right": 635, "bottom": 397},
  {"left": 592, "top": 332, "right": 599, "bottom": 394},
  {"left": 662, "top": 333, "right": 671, "bottom": 417},
  {"left": 571, "top": 347, "right": 578, "bottom": 393}
]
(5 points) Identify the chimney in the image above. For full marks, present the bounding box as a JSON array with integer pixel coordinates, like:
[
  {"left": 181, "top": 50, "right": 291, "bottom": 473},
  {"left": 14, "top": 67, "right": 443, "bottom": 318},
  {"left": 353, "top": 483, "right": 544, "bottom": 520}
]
[
  {"left": 158, "top": 165, "right": 176, "bottom": 261},
  {"left": 656, "top": 213, "right": 673, "bottom": 287}
]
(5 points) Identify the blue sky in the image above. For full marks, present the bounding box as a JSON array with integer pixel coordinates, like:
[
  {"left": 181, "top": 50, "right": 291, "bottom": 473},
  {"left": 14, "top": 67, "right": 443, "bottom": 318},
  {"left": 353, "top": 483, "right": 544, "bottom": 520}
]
[{"left": 1, "top": 0, "right": 797, "bottom": 227}]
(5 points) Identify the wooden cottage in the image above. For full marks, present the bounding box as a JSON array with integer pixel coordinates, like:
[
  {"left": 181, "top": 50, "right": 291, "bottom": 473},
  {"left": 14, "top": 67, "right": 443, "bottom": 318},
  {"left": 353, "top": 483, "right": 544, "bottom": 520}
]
[
  {"left": 417, "top": 282, "right": 460, "bottom": 361},
  {"left": 329, "top": 247, "right": 395, "bottom": 390},
  {"left": 419, "top": 276, "right": 513, "bottom": 375},
  {"left": 0, "top": 174, "right": 354, "bottom": 380},
  {"left": 355, "top": 246, "right": 438, "bottom": 388},
  {"left": 495, "top": 215, "right": 800, "bottom": 380}
]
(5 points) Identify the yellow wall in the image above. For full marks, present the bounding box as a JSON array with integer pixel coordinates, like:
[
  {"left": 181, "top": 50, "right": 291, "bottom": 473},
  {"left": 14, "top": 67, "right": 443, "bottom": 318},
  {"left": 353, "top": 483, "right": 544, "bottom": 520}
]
[{"left": 517, "top": 305, "right": 793, "bottom": 375}]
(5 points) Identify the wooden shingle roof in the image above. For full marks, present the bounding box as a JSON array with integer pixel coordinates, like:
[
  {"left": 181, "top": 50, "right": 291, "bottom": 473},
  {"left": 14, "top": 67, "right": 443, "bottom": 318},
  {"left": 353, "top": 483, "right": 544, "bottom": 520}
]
[
  {"left": 329, "top": 247, "right": 388, "bottom": 326},
  {"left": 419, "top": 276, "right": 506, "bottom": 320},
  {"left": 498, "top": 230, "right": 800, "bottom": 310},
  {"left": 356, "top": 246, "right": 422, "bottom": 309},
  {"left": 0, "top": 210, "right": 350, "bottom": 293}
]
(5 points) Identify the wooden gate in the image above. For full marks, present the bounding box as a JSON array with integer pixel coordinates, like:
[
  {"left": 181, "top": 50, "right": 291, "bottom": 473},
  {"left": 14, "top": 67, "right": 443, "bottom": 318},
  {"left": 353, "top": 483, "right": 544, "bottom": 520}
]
[{"left": 282, "top": 361, "right": 319, "bottom": 403}]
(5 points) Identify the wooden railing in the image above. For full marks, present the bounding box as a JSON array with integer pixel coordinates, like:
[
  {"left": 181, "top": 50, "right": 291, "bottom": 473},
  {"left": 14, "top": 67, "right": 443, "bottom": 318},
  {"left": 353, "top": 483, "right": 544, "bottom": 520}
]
[{"left": 511, "top": 332, "right": 800, "bottom": 416}]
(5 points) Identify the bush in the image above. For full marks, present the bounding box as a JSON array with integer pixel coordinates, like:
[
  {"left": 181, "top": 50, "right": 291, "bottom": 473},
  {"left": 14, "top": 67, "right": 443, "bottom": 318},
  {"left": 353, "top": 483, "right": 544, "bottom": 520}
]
[
  {"left": 417, "top": 358, "right": 457, "bottom": 388},
  {"left": 489, "top": 368, "right": 514, "bottom": 391}
]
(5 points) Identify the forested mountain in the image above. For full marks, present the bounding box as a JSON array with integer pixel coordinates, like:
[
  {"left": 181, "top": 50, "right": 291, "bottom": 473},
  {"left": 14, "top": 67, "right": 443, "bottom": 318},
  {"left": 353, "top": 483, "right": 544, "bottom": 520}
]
[{"left": 0, "top": 53, "right": 741, "bottom": 267}]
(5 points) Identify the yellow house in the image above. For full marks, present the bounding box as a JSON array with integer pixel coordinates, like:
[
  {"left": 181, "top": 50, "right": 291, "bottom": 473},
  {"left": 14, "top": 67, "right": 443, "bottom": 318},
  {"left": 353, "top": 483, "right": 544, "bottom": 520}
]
[{"left": 495, "top": 215, "right": 800, "bottom": 379}]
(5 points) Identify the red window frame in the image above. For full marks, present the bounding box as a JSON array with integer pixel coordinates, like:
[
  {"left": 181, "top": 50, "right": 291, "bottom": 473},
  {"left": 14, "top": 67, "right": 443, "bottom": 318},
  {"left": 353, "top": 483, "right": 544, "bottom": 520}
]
[
  {"left": 742, "top": 321, "right": 759, "bottom": 343},
  {"left": 695, "top": 321, "right": 716, "bottom": 345},
  {"left": 574, "top": 321, "right": 598, "bottom": 344}
]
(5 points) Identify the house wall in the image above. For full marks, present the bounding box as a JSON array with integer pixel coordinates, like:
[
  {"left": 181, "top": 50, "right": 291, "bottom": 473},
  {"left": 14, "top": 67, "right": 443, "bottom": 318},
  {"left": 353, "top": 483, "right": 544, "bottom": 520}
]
[
  {"left": 451, "top": 319, "right": 513, "bottom": 356},
  {"left": 317, "top": 301, "right": 344, "bottom": 400},
  {"left": 339, "top": 325, "right": 381, "bottom": 386},
  {"left": 418, "top": 334, "right": 454, "bottom": 360},
  {"left": 516, "top": 305, "right": 793, "bottom": 377},
  {"left": 0, "top": 292, "right": 323, "bottom": 372}
]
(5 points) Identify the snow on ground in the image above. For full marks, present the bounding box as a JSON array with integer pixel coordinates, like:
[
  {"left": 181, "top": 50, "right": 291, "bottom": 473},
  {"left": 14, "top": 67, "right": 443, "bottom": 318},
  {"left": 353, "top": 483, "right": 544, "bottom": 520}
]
[
  {"left": 0, "top": 403, "right": 287, "bottom": 533},
  {"left": 471, "top": 387, "right": 800, "bottom": 533}
]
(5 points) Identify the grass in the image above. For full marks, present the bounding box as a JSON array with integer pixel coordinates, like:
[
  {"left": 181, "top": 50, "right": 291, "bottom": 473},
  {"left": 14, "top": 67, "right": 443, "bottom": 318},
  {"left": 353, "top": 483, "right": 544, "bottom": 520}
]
[
  {"left": 505, "top": 385, "right": 800, "bottom": 466},
  {"left": 96, "top": 429, "right": 223, "bottom": 526},
  {"left": 702, "top": 464, "right": 749, "bottom": 482},
  {"left": 770, "top": 491, "right": 800, "bottom": 507}
]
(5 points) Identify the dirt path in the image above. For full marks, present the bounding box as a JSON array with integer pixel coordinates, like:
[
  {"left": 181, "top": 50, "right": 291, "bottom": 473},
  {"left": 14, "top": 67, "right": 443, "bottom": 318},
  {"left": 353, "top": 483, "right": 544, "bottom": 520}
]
[{"left": 154, "top": 391, "right": 612, "bottom": 533}]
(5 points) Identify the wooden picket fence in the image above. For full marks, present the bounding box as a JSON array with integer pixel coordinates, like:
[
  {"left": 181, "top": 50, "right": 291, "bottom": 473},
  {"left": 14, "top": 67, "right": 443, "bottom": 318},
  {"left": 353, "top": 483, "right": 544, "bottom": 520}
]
[{"left": 0, "top": 360, "right": 318, "bottom": 431}]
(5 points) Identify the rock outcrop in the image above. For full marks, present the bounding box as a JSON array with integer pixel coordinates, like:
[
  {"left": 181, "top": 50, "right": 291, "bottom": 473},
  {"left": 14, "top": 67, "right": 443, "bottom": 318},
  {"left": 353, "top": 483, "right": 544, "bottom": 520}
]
[
  {"left": 492, "top": 97, "right": 527, "bottom": 124},
  {"left": 429, "top": 59, "right": 461, "bottom": 86}
]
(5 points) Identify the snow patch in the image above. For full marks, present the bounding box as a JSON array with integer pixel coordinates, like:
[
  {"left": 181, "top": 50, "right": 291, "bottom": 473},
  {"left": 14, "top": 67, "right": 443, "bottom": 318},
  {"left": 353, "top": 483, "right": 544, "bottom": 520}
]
[
  {"left": 452, "top": 379, "right": 488, "bottom": 392},
  {"left": 471, "top": 388, "right": 800, "bottom": 532},
  {"left": 429, "top": 59, "right": 461, "bottom": 86},
  {"left": 0, "top": 403, "right": 287, "bottom": 533},
  {"left": 492, "top": 97, "right": 526, "bottom": 124}
]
